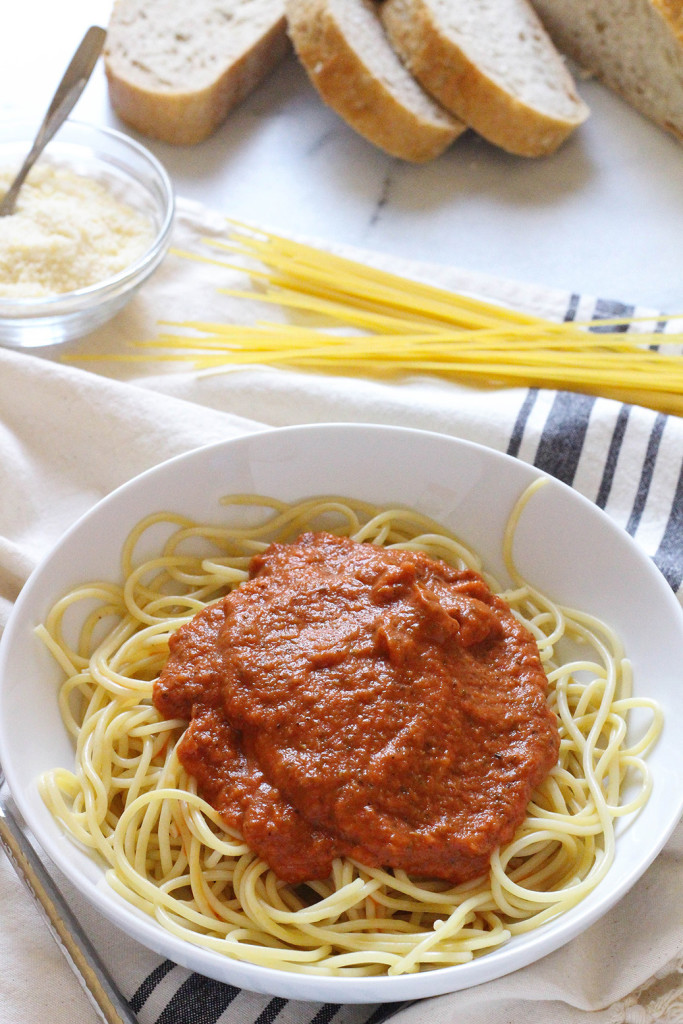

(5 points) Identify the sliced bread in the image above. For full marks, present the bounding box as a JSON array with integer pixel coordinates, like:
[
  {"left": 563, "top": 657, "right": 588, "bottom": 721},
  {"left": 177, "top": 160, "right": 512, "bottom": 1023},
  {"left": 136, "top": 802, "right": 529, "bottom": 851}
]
[
  {"left": 104, "top": 0, "right": 290, "bottom": 145},
  {"left": 529, "top": 0, "right": 683, "bottom": 142},
  {"left": 284, "top": 0, "right": 466, "bottom": 162},
  {"left": 379, "top": 0, "right": 590, "bottom": 156}
]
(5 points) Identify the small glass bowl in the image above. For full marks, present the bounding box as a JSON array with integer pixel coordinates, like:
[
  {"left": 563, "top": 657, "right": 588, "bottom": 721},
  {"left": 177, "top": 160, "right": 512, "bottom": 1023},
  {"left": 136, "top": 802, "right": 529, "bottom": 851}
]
[{"left": 0, "top": 120, "right": 174, "bottom": 348}]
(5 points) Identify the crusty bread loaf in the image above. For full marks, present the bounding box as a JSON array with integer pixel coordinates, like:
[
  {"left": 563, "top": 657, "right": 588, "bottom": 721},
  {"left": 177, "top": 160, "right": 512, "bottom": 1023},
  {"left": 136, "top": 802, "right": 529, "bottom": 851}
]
[
  {"left": 380, "top": 0, "right": 590, "bottom": 156},
  {"left": 284, "top": 0, "right": 466, "bottom": 162},
  {"left": 104, "top": 0, "right": 290, "bottom": 145},
  {"left": 529, "top": 0, "right": 683, "bottom": 142}
]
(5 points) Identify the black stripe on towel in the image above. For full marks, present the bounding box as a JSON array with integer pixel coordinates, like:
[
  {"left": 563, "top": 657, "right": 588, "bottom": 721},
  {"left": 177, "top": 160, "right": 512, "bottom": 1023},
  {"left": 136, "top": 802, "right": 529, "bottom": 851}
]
[
  {"left": 507, "top": 389, "right": 539, "bottom": 459},
  {"left": 589, "top": 298, "right": 635, "bottom": 332},
  {"left": 625, "top": 413, "right": 667, "bottom": 536},
  {"left": 130, "top": 960, "right": 176, "bottom": 1014},
  {"left": 595, "top": 405, "right": 631, "bottom": 509},
  {"left": 254, "top": 997, "right": 288, "bottom": 1024},
  {"left": 155, "top": 974, "right": 240, "bottom": 1024},
  {"left": 533, "top": 392, "right": 596, "bottom": 486},
  {"left": 309, "top": 1004, "right": 342, "bottom": 1024},
  {"left": 653, "top": 456, "right": 683, "bottom": 592},
  {"left": 365, "top": 1003, "right": 414, "bottom": 1024},
  {"left": 564, "top": 293, "right": 581, "bottom": 322}
]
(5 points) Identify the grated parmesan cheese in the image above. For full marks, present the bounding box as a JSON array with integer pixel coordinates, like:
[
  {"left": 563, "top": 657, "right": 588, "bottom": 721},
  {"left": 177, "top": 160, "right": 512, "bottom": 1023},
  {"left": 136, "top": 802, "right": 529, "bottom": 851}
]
[{"left": 0, "top": 163, "right": 155, "bottom": 298}]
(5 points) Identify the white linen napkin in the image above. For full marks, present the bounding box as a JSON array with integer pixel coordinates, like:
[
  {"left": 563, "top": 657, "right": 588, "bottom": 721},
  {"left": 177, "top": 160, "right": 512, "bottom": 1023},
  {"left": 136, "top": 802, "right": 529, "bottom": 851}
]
[{"left": 0, "top": 199, "right": 681, "bottom": 1024}]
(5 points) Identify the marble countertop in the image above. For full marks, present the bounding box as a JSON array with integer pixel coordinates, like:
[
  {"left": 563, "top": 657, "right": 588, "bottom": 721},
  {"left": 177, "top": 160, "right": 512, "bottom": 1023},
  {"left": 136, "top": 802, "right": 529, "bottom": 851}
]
[{"left": 2, "top": 0, "right": 682, "bottom": 312}]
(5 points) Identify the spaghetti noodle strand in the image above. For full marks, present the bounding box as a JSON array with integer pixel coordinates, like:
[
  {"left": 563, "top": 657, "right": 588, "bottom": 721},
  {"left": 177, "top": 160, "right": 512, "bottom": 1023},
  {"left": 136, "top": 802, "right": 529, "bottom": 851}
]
[{"left": 38, "top": 490, "right": 661, "bottom": 977}]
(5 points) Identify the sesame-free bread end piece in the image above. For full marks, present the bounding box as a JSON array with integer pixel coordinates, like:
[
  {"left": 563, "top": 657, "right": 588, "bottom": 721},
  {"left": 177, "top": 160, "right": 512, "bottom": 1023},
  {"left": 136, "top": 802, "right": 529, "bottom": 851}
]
[
  {"left": 104, "top": 0, "right": 290, "bottom": 146},
  {"left": 380, "top": 0, "right": 590, "bottom": 157},
  {"left": 284, "top": 0, "right": 466, "bottom": 162},
  {"left": 529, "top": 0, "right": 683, "bottom": 142}
]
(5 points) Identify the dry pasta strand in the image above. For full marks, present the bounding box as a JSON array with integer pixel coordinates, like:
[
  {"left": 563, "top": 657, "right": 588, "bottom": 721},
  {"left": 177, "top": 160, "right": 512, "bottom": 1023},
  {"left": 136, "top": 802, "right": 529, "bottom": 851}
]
[{"left": 68, "top": 222, "right": 683, "bottom": 416}]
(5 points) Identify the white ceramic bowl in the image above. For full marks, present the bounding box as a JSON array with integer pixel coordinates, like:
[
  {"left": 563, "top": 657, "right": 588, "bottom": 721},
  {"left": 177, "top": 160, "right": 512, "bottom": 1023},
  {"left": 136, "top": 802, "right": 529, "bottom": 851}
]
[
  {"left": 0, "top": 119, "right": 174, "bottom": 347},
  {"left": 1, "top": 424, "right": 681, "bottom": 1003}
]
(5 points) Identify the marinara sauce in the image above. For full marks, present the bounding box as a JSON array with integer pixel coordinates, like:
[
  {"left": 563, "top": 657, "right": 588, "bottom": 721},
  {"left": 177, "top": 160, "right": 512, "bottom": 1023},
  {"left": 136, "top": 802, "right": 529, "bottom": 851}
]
[{"left": 154, "top": 531, "right": 560, "bottom": 885}]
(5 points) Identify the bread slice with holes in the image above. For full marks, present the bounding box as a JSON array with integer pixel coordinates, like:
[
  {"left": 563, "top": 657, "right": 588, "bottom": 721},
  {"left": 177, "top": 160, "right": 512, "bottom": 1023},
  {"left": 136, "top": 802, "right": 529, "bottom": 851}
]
[
  {"left": 529, "top": 0, "right": 683, "bottom": 142},
  {"left": 379, "top": 0, "right": 590, "bottom": 156},
  {"left": 104, "top": 0, "right": 290, "bottom": 145},
  {"left": 284, "top": 0, "right": 466, "bottom": 162}
]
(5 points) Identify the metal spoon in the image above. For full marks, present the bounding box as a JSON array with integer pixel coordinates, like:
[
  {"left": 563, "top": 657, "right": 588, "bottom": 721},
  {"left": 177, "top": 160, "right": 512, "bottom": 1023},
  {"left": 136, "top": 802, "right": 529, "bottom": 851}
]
[
  {"left": 0, "top": 767, "right": 139, "bottom": 1023},
  {"left": 0, "top": 25, "right": 106, "bottom": 218}
]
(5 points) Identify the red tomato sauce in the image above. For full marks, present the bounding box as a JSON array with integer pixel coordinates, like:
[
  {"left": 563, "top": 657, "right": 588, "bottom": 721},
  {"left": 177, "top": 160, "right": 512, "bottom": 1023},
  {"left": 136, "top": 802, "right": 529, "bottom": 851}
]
[{"left": 154, "top": 532, "right": 560, "bottom": 885}]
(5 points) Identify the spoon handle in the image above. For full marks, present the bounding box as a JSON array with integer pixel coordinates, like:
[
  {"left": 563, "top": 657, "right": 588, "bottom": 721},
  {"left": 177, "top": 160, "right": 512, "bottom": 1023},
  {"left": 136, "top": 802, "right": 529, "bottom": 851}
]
[
  {"left": 0, "top": 25, "right": 106, "bottom": 217},
  {"left": 0, "top": 778, "right": 139, "bottom": 1024}
]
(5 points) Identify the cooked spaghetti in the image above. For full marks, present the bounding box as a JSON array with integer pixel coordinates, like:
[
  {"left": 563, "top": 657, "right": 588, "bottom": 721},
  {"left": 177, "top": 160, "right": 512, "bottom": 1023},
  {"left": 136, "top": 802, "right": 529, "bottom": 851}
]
[{"left": 37, "top": 488, "right": 662, "bottom": 976}]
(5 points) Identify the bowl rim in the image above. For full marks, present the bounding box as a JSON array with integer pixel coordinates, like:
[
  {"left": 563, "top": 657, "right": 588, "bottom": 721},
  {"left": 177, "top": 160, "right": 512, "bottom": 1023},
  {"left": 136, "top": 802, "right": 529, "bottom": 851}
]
[{"left": 0, "top": 118, "right": 175, "bottom": 312}]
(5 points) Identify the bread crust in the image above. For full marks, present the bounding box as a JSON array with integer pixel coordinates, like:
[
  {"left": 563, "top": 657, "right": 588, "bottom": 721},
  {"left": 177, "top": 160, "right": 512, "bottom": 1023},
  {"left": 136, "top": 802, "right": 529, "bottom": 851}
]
[
  {"left": 380, "top": 0, "right": 589, "bottom": 156},
  {"left": 530, "top": 0, "right": 683, "bottom": 142},
  {"left": 649, "top": 0, "right": 683, "bottom": 41},
  {"left": 104, "top": 1, "right": 290, "bottom": 145},
  {"left": 284, "top": 0, "right": 465, "bottom": 162}
]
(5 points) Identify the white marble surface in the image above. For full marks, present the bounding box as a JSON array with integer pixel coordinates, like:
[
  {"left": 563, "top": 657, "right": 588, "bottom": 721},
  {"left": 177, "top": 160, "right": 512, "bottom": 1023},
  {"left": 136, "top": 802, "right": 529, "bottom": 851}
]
[{"left": 1, "top": 0, "right": 682, "bottom": 312}]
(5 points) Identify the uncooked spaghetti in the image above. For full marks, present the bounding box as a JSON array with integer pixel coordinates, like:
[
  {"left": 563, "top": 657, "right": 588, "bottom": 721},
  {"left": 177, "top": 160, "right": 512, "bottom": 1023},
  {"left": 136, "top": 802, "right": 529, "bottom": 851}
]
[{"left": 70, "top": 223, "right": 683, "bottom": 416}]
